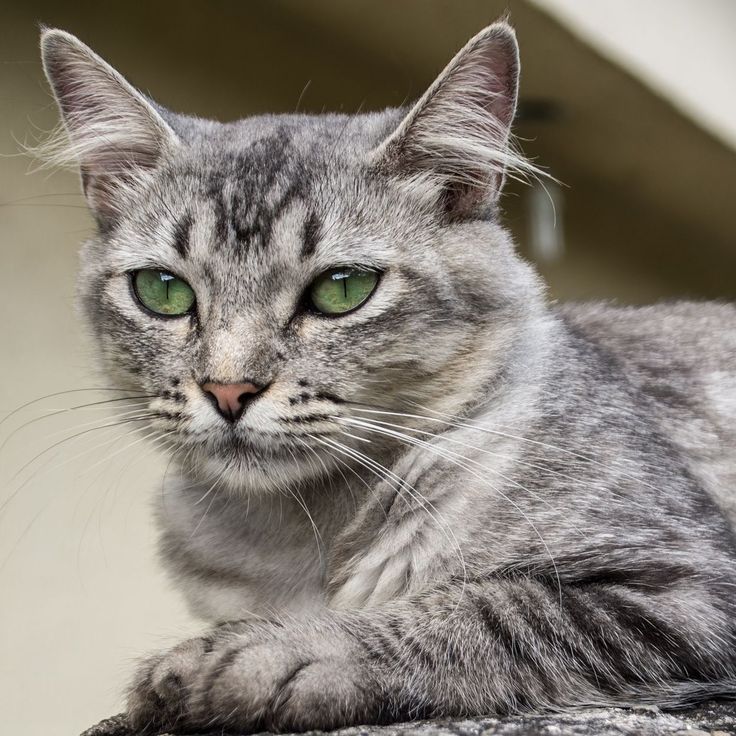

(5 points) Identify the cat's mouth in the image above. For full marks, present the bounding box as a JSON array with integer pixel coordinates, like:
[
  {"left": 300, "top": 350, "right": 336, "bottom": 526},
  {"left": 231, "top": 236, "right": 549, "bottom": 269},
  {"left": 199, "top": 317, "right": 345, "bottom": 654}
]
[
  {"left": 208, "top": 433, "right": 287, "bottom": 458},
  {"left": 178, "top": 418, "right": 322, "bottom": 463},
  {"left": 145, "top": 392, "right": 344, "bottom": 489},
  {"left": 176, "top": 427, "right": 330, "bottom": 493}
]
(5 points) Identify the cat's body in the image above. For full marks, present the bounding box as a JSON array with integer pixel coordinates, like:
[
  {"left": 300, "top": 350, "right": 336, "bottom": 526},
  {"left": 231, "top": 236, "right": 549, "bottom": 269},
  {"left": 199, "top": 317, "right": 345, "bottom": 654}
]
[
  {"left": 161, "top": 300, "right": 736, "bottom": 626},
  {"left": 38, "top": 21, "right": 736, "bottom": 734},
  {"left": 564, "top": 302, "right": 736, "bottom": 526}
]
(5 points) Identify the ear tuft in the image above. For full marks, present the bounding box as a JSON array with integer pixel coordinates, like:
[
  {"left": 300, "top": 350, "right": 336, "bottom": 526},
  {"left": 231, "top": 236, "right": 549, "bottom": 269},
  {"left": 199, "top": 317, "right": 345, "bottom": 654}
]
[
  {"left": 374, "top": 22, "right": 539, "bottom": 219},
  {"left": 37, "top": 29, "right": 178, "bottom": 225}
]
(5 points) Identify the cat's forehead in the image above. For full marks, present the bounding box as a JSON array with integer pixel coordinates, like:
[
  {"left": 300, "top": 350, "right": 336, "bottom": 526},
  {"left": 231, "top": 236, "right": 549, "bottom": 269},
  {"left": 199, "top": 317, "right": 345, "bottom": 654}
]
[
  {"left": 170, "top": 111, "right": 401, "bottom": 208},
  {"left": 177, "top": 110, "right": 400, "bottom": 152},
  {"left": 113, "top": 111, "right": 423, "bottom": 272}
]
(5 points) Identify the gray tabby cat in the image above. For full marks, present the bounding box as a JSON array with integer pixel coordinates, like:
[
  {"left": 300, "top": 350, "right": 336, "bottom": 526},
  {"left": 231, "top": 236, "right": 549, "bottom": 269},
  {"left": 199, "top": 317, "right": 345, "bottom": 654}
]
[{"left": 39, "top": 20, "right": 736, "bottom": 734}]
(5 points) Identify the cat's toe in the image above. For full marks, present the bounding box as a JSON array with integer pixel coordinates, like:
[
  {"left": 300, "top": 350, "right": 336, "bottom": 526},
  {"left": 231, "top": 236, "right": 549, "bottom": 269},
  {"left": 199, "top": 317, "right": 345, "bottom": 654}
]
[
  {"left": 126, "top": 654, "right": 168, "bottom": 733},
  {"left": 199, "top": 638, "right": 373, "bottom": 731},
  {"left": 195, "top": 639, "right": 305, "bottom": 729},
  {"left": 267, "top": 656, "right": 382, "bottom": 731},
  {"left": 126, "top": 637, "right": 210, "bottom": 733}
]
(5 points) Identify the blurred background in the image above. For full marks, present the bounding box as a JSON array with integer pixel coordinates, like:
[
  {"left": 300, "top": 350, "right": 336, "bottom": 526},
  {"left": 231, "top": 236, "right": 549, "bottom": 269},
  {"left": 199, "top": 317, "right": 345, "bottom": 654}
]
[{"left": 1, "top": 1, "right": 735, "bottom": 733}]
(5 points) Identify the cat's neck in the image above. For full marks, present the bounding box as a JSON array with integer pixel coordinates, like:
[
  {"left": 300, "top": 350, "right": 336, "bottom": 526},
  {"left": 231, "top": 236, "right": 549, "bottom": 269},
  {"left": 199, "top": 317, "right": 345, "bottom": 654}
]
[{"left": 156, "top": 467, "right": 354, "bottom": 621}]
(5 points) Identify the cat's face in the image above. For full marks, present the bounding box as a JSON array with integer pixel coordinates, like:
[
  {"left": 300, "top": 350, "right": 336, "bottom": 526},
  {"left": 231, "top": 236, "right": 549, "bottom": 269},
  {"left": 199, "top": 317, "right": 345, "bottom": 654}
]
[{"left": 43, "top": 24, "right": 541, "bottom": 492}]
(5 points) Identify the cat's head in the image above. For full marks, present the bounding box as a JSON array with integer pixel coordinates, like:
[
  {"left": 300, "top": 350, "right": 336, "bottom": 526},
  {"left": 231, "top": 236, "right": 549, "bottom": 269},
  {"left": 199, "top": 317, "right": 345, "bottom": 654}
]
[{"left": 40, "top": 22, "right": 544, "bottom": 493}]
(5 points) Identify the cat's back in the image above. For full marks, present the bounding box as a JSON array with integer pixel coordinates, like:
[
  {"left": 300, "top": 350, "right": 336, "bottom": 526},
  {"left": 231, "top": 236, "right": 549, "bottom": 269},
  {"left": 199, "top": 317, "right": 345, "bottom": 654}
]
[
  {"left": 558, "top": 301, "right": 736, "bottom": 381},
  {"left": 557, "top": 300, "right": 736, "bottom": 523}
]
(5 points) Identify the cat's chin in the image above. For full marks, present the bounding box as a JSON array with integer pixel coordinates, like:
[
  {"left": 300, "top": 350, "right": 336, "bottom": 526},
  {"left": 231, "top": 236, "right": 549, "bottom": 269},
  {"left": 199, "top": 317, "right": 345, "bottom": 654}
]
[{"left": 180, "top": 443, "right": 323, "bottom": 495}]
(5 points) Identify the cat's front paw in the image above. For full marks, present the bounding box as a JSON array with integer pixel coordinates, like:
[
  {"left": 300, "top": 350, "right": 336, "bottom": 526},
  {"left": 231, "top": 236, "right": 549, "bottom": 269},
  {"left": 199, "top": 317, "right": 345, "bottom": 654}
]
[
  {"left": 126, "top": 620, "right": 382, "bottom": 733},
  {"left": 126, "top": 631, "right": 216, "bottom": 734}
]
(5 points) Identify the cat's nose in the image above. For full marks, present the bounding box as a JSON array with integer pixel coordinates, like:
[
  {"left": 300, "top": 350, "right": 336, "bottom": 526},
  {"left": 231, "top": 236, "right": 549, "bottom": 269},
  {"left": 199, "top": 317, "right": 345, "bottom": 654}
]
[{"left": 200, "top": 381, "right": 264, "bottom": 423}]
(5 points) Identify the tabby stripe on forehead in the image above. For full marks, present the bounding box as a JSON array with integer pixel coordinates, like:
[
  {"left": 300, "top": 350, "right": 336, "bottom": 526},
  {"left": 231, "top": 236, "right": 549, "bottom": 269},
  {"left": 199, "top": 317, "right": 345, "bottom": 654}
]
[
  {"left": 172, "top": 213, "right": 194, "bottom": 258},
  {"left": 301, "top": 211, "right": 322, "bottom": 257}
]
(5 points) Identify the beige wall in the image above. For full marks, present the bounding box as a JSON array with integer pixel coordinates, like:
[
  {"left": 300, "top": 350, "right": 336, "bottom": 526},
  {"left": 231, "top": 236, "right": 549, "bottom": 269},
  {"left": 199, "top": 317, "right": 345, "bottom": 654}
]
[
  {"left": 0, "top": 24, "right": 199, "bottom": 732},
  {"left": 530, "top": 0, "right": 736, "bottom": 152},
  {"left": 1, "top": 2, "right": 735, "bottom": 734}
]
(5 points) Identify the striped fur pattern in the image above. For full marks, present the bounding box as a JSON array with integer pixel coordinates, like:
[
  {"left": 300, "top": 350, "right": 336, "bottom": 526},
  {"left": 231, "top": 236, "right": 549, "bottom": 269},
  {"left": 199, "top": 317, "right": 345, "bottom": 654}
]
[{"left": 40, "top": 21, "right": 736, "bottom": 734}]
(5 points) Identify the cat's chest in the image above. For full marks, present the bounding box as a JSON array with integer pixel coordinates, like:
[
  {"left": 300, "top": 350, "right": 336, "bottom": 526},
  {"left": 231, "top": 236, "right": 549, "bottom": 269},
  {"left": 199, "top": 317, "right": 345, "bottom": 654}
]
[
  {"left": 157, "top": 479, "right": 331, "bottom": 622},
  {"left": 157, "top": 432, "right": 524, "bottom": 622}
]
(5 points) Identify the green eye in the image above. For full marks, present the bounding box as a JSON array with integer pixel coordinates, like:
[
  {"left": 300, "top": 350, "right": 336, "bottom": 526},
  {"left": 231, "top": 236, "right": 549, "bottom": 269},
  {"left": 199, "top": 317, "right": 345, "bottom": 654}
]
[
  {"left": 132, "top": 269, "right": 196, "bottom": 317},
  {"left": 309, "top": 267, "right": 379, "bottom": 315}
]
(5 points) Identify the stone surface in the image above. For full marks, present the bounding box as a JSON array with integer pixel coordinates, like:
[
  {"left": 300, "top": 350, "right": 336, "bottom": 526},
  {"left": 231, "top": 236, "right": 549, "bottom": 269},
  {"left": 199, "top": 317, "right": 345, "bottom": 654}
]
[{"left": 81, "top": 701, "right": 736, "bottom": 736}]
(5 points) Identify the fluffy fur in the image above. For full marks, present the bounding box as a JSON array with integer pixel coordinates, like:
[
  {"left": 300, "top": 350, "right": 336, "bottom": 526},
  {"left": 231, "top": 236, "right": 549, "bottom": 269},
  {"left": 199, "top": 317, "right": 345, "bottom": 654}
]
[{"left": 40, "top": 21, "right": 736, "bottom": 734}]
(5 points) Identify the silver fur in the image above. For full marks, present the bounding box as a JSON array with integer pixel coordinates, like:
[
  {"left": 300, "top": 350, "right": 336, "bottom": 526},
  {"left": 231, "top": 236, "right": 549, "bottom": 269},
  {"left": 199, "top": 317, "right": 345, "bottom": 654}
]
[{"left": 40, "top": 21, "right": 736, "bottom": 734}]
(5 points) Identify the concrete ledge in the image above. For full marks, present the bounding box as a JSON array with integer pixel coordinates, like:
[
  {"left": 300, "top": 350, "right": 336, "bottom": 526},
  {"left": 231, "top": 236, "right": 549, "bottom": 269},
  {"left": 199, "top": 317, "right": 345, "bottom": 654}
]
[{"left": 81, "top": 700, "right": 736, "bottom": 736}]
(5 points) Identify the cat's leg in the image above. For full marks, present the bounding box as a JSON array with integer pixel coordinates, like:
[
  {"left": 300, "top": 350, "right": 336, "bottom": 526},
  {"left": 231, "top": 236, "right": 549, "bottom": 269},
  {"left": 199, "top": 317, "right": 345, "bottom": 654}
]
[{"left": 126, "top": 575, "right": 735, "bottom": 733}]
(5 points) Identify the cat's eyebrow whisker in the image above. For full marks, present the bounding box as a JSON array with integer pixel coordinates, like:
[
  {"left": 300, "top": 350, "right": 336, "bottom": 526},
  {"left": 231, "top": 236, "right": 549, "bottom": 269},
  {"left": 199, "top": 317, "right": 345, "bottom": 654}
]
[
  {"left": 293, "top": 79, "right": 312, "bottom": 113},
  {"left": 1, "top": 202, "right": 90, "bottom": 210},
  {"left": 0, "top": 191, "right": 86, "bottom": 205}
]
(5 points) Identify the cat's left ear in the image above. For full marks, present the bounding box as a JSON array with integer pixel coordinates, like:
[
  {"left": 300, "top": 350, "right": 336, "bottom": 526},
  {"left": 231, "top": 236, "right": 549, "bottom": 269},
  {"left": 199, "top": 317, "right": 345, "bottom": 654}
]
[
  {"left": 372, "top": 21, "right": 521, "bottom": 219},
  {"left": 40, "top": 29, "right": 179, "bottom": 226}
]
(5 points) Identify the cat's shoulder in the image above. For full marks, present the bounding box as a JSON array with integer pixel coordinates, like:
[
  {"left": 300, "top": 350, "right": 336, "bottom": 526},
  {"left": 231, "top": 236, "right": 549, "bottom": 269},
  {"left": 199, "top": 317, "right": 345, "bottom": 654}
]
[{"left": 555, "top": 300, "right": 736, "bottom": 368}]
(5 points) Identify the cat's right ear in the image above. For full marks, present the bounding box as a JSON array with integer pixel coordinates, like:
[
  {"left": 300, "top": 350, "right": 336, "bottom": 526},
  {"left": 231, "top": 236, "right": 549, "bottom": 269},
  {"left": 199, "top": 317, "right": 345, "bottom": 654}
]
[
  {"left": 371, "top": 21, "right": 529, "bottom": 220},
  {"left": 40, "top": 29, "right": 179, "bottom": 226}
]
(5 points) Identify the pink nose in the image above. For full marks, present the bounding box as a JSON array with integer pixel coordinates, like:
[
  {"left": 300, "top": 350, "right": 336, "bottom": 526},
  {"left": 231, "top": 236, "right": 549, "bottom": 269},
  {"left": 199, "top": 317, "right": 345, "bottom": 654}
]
[{"left": 201, "top": 381, "right": 263, "bottom": 423}]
